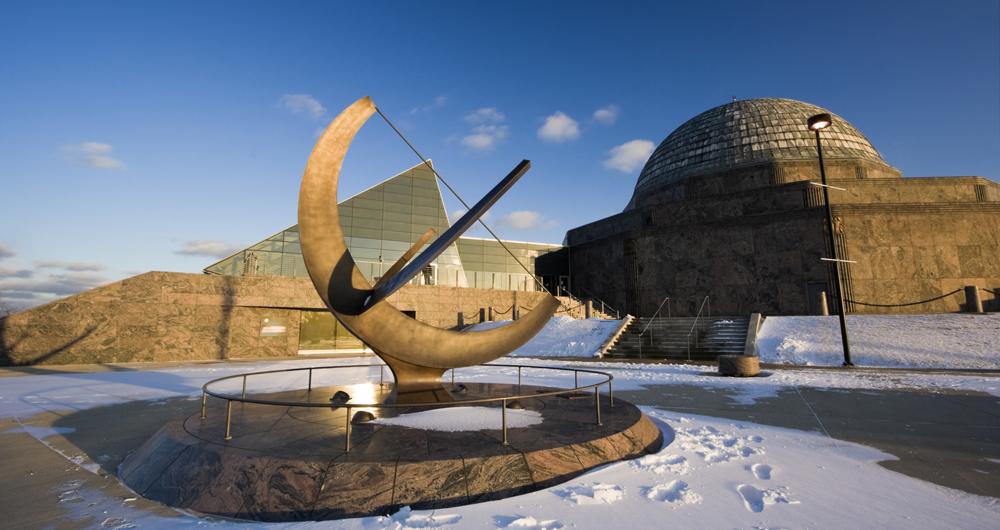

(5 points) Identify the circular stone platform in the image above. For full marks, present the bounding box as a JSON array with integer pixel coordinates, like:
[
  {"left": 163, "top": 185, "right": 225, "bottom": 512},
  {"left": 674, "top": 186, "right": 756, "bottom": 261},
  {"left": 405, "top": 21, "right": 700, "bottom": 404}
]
[{"left": 119, "top": 382, "right": 662, "bottom": 522}]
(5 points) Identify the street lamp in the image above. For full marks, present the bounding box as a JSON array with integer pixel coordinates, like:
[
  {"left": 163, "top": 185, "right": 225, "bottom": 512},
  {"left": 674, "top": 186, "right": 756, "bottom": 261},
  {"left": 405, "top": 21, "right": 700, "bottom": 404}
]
[{"left": 808, "top": 112, "right": 853, "bottom": 366}]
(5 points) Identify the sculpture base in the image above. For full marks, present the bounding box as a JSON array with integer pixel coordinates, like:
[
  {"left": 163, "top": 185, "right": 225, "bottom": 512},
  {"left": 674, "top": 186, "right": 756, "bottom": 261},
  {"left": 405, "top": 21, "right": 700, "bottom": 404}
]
[{"left": 119, "top": 383, "right": 662, "bottom": 521}]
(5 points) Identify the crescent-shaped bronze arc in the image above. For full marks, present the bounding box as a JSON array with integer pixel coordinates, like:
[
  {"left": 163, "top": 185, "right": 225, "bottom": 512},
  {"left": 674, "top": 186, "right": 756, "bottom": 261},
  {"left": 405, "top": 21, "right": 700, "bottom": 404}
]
[{"left": 297, "top": 96, "right": 560, "bottom": 394}]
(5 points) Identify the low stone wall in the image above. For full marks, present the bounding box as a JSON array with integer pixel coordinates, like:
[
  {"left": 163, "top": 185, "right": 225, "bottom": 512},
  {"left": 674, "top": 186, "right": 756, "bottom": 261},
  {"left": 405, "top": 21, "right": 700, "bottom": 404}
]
[{"left": 0, "top": 271, "right": 561, "bottom": 366}]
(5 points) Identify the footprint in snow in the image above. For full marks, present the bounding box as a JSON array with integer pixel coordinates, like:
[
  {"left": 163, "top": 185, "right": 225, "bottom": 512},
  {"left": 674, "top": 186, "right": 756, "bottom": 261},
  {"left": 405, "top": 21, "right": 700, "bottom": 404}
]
[
  {"left": 643, "top": 480, "right": 703, "bottom": 506},
  {"left": 632, "top": 453, "right": 690, "bottom": 475},
  {"left": 492, "top": 515, "right": 563, "bottom": 529},
  {"left": 736, "top": 484, "right": 799, "bottom": 513},
  {"left": 750, "top": 463, "right": 772, "bottom": 480},
  {"left": 381, "top": 506, "right": 461, "bottom": 528},
  {"left": 554, "top": 482, "right": 624, "bottom": 505}
]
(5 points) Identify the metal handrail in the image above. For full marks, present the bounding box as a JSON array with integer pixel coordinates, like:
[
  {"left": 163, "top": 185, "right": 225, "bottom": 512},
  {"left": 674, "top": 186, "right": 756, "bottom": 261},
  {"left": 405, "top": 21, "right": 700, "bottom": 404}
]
[
  {"left": 200, "top": 362, "right": 614, "bottom": 449},
  {"left": 637, "top": 296, "right": 671, "bottom": 358},
  {"left": 684, "top": 296, "right": 711, "bottom": 361},
  {"left": 572, "top": 287, "right": 623, "bottom": 320}
]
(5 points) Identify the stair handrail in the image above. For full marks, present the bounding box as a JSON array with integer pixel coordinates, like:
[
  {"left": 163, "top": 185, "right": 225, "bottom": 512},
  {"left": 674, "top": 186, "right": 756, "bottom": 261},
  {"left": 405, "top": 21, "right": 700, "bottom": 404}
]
[
  {"left": 684, "top": 295, "right": 711, "bottom": 361},
  {"left": 637, "top": 296, "right": 671, "bottom": 359}
]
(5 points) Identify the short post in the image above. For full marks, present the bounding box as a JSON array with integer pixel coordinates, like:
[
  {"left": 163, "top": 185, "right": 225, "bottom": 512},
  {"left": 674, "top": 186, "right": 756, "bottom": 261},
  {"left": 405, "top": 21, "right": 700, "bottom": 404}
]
[
  {"left": 585, "top": 300, "right": 593, "bottom": 319},
  {"left": 501, "top": 399, "right": 508, "bottom": 445},
  {"left": 965, "top": 285, "right": 984, "bottom": 313},
  {"left": 574, "top": 371, "right": 579, "bottom": 388},
  {"left": 344, "top": 406, "right": 352, "bottom": 452},
  {"left": 479, "top": 307, "right": 486, "bottom": 323},
  {"left": 488, "top": 307, "right": 494, "bottom": 321},
  {"left": 457, "top": 311, "right": 465, "bottom": 328},
  {"left": 819, "top": 291, "right": 830, "bottom": 316},
  {"left": 200, "top": 392, "right": 207, "bottom": 420},
  {"left": 594, "top": 386, "right": 602, "bottom": 426},
  {"left": 241, "top": 375, "right": 247, "bottom": 399},
  {"left": 513, "top": 305, "right": 520, "bottom": 320},
  {"left": 224, "top": 400, "right": 233, "bottom": 441}
]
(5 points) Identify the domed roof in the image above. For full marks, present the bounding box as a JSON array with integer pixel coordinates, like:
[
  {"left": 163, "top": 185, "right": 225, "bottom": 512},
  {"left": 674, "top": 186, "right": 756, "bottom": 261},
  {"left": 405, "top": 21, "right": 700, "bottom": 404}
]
[{"left": 633, "top": 98, "right": 885, "bottom": 195}]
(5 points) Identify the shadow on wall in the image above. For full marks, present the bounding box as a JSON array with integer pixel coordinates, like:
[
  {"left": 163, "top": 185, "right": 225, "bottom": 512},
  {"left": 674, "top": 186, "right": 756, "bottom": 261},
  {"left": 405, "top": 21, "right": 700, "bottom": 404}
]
[{"left": 0, "top": 315, "right": 99, "bottom": 367}]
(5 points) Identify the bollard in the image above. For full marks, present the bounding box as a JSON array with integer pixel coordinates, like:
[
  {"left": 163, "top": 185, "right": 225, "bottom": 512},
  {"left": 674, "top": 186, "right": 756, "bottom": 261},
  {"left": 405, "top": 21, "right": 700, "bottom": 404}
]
[
  {"left": 819, "top": 291, "right": 830, "bottom": 316},
  {"left": 585, "top": 300, "right": 593, "bottom": 319},
  {"left": 512, "top": 305, "right": 519, "bottom": 320},
  {"left": 479, "top": 307, "right": 486, "bottom": 323},
  {"left": 457, "top": 311, "right": 465, "bottom": 328},
  {"left": 488, "top": 307, "right": 494, "bottom": 321},
  {"left": 965, "top": 285, "right": 984, "bottom": 313}
]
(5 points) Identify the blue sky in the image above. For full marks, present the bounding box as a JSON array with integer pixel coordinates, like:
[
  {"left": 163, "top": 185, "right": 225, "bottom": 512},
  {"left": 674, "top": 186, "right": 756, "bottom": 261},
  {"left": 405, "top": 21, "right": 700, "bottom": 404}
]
[{"left": 1, "top": 0, "right": 998, "bottom": 310}]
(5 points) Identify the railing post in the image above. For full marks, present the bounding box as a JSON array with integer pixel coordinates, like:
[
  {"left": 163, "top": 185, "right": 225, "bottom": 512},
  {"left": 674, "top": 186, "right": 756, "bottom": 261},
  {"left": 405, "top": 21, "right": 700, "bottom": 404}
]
[
  {"left": 241, "top": 375, "right": 247, "bottom": 399},
  {"left": 574, "top": 371, "right": 579, "bottom": 388},
  {"left": 200, "top": 391, "right": 207, "bottom": 420},
  {"left": 501, "top": 399, "right": 508, "bottom": 445},
  {"left": 344, "top": 406, "right": 352, "bottom": 452},
  {"left": 517, "top": 366, "right": 522, "bottom": 388},
  {"left": 224, "top": 400, "right": 233, "bottom": 441},
  {"left": 379, "top": 365, "right": 384, "bottom": 387},
  {"left": 609, "top": 380, "right": 614, "bottom": 408},
  {"left": 594, "top": 386, "right": 602, "bottom": 426},
  {"left": 451, "top": 368, "right": 455, "bottom": 385},
  {"left": 308, "top": 368, "right": 313, "bottom": 392}
]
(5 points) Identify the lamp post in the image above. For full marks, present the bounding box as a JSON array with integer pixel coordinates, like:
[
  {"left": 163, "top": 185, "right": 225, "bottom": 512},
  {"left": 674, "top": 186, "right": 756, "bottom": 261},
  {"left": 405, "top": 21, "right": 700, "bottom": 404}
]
[{"left": 808, "top": 113, "right": 853, "bottom": 366}]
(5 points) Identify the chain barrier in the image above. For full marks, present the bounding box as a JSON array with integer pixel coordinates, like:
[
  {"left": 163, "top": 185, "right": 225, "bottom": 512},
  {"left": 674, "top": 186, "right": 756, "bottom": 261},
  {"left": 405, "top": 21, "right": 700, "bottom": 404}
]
[
  {"left": 491, "top": 304, "right": 514, "bottom": 315},
  {"left": 556, "top": 303, "right": 584, "bottom": 314},
  {"left": 831, "top": 288, "right": 963, "bottom": 308}
]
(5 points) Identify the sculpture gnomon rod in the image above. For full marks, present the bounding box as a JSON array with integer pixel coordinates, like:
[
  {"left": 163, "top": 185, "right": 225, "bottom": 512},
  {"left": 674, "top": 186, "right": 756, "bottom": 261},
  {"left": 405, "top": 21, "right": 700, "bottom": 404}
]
[{"left": 298, "top": 96, "right": 559, "bottom": 402}]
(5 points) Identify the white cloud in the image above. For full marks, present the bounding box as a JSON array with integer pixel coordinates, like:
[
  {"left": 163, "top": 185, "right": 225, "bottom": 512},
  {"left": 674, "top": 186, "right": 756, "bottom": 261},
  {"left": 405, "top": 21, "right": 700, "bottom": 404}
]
[
  {"left": 449, "top": 209, "right": 468, "bottom": 223},
  {"left": 464, "top": 107, "right": 506, "bottom": 124},
  {"left": 278, "top": 94, "right": 327, "bottom": 119},
  {"left": 604, "top": 139, "right": 655, "bottom": 172},
  {"left": 497, "top": 210, "right": 556, "bottom": 231},
  {"left": 35, "top": 260, "right": 105, "bottom": 272},
  {"left": 538, "top": 112, "right": 580, "bottom": 143},
  {"left": 462, "top": 124, "right": 509, "bottom": 152},
  {"left": 410, "top": 95, "right": 448, "bottom": 114},
  {"left": 0, "top": 267, "right": 32, "bottom": 279},
  {"left": 175, "top": 240, "right": 242, "bottom": 258},
  {"left": 593, "top": 104, "right": 620, "bottom": 125},
  {"left": 64, "top": 142, "right": 126, "bottom": 170},
  {"left": 0, "top": 244, "right": 14, "bottom": 259}
]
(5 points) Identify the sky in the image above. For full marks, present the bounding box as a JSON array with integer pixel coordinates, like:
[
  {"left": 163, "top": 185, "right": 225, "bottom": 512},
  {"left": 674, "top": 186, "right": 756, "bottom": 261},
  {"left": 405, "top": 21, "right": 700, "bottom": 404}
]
[{"left": 1, "top": 0, "right": 998, "bottom": 311}]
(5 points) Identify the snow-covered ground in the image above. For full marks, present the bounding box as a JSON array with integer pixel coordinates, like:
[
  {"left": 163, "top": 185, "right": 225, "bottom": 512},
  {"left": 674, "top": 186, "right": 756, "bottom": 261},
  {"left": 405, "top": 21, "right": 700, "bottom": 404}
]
[
  {"left": 759, "top": 314, "right": 1000, "bottom": 369},
  {"left": 4, "top": 356, "right": 1000, "bottom": 529},
  {"left": 465, "top": 316, "right": 621, "bottom": 357}
]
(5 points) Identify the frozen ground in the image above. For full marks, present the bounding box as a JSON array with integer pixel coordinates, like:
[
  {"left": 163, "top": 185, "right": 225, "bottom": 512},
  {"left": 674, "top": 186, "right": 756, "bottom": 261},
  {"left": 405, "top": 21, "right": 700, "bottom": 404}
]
[
  {"left": 465, "top": 316, "right": 621, "bottom": 358},
  {"left": 3, "top": 356, "right": 1000, "bottom": 529},
  {"left": 759, "top": 313, "right": 1000, "bottom": 369}
]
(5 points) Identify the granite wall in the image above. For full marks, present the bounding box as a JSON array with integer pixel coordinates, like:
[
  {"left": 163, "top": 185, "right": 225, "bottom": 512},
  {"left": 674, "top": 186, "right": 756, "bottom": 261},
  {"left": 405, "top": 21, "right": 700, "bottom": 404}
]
[
  {"left": 0, "top": 272, "right": 578, "bottom": 366},
  {"left": 568, "top": 161, "right": 1000, "bottom": 317}
]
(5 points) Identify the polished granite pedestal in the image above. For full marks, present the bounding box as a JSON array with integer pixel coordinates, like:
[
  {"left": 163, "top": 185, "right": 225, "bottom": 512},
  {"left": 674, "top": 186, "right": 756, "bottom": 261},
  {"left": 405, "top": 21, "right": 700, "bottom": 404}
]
[{"left": 119, "top": 382, "right": 662, "bottom": 521}]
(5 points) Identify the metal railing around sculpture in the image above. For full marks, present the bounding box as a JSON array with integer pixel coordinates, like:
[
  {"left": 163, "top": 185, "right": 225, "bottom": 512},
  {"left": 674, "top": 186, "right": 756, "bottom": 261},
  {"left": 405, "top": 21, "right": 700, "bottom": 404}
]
[{"left": 199, "top": 363, "right": 614, "bottom": 451}]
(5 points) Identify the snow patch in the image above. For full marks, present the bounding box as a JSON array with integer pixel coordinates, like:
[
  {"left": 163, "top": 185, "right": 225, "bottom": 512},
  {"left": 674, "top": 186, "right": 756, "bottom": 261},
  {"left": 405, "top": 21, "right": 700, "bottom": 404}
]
[
  {"left": 632, "top": 453, "right": 690, "bottom": 475},
  {"left": 643, "top": 480, "right": 702, "bottom": 506},
  {"left": 466, "top": 316, "right": 621, "bottom": 357},
  {"left": 674, "top": 424, "right": 764, "bottom": 464},
  {"left": 554, "top": 482, "right": 624, "bottom": 505},
  {"left": 759, "top": 314, "right": 1000, "bottom": 369},
  {"left": 372, "top": 407, "right": 541, "bottom": 432},
  {"left": 494, "top": 515, "right": 563, "bottom": 529},
  {"left": 736, "top": 484, "right": 800, "bottom": 513},
  {"left": 377, "top": 506, "right": 461, "bottom": 529}
]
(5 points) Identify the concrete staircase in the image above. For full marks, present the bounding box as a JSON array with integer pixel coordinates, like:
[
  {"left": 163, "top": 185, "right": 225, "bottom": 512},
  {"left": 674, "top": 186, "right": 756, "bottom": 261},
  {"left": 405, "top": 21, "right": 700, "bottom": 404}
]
[{"left": 605, "top": 316, "right": 750, "bottom": 360}]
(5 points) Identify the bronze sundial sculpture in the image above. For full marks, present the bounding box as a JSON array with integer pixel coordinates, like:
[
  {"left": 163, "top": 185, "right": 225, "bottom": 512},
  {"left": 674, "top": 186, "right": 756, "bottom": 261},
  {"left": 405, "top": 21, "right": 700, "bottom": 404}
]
[{"left": 298, "top": 96, "right": 560, "bottom": 400}]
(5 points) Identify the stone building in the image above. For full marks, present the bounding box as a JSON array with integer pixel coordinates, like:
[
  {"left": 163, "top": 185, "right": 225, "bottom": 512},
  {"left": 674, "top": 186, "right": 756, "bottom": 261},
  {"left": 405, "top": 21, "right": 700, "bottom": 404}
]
[{"left": 566, "top": 98, "right": 1000, "bottom": 316}]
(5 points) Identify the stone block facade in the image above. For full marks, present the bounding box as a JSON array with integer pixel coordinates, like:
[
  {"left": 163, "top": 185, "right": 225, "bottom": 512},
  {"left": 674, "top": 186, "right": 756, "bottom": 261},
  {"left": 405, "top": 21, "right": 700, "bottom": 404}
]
[
  {"left": 0, "top": 272, "right": 569, "bottom": 366},
  {"left": 568, "top": 159, "right": 1000, "bottom": 317}
]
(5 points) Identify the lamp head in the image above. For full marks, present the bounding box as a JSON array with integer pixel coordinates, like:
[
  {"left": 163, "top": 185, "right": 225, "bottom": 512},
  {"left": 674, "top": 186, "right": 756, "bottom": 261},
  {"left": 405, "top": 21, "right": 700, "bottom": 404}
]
[{"left": 808, "top": 113, "right": 832, "bottom": 131}]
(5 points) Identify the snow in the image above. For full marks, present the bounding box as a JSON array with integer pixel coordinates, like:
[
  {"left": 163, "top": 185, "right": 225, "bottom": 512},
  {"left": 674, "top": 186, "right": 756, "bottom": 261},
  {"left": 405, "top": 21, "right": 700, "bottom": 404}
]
[
  {"left": 465, "top": 316, "right": 621, "bottom": 357},
  {"left": 372, "top": 406, "right": 542, "bottom": 432},
  {"left": 758, "top": 314, "right": 1000, "bottom": 369},
  {"left": 4, "top": 356, "right": 1000, "bottom": 528}
]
